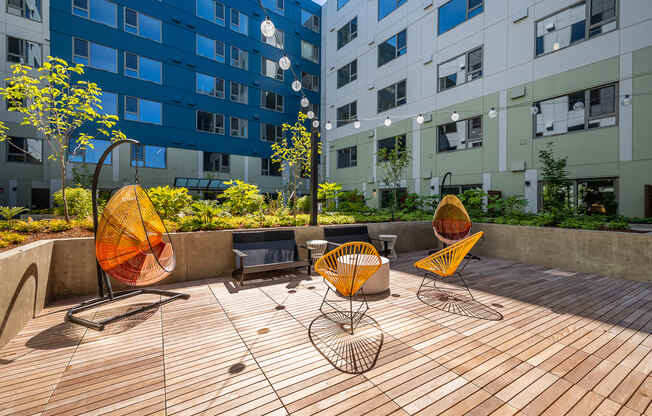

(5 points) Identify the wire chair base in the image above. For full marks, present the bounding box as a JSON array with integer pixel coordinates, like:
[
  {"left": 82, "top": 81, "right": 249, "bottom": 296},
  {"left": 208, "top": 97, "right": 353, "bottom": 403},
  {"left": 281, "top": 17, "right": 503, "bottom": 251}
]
[{"left": 319, "top": 285, "right": 369, "bottom": 335}]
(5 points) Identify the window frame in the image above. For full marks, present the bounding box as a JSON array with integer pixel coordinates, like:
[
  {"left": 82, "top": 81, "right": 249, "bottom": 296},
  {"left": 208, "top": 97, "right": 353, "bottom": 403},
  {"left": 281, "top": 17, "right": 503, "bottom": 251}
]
[
  {"left": 378, "top": 0, "right": 407, "bottom": 21},
  {"left": 230, "top": 116, "right": 248, "bottom": 138},
  {"left": 301, "top": 40, "right": 319, "bottom": 63},
  {"left": 537, "top": 176, "right": 618, "bottom": 214},
  {"left": 261, "top": 158, "right": 282, "bottom": 176},
  {"left": 438, "top": 0, "right": 484, "bottom": 35},
  {"left": 377, "top": 79, "right": 407, "bottom": 113},
  {"left": 7, "top": 36, "right": 42, "bottom": 66},
  {"left": 131, "top": 144, "right": 167, "bottom": 169},
  {"left": 6, "top": 137, "right": 43, "bottom": 164},
  {"left": 71, "top": 37, "right": 116, "bottom": 73},
  {"left": 301, "top": 71, "right": 319, "bottom": 92},
  {"left": 262, "top": 29, "right": 284, "bottom": 49},
  {"left": 196, "top": 34, "right": 225, "bottom": 63},
  {"left": 68, "top": 137, "right": 112, "bottom": 165},
  {"left": 261, "top": 90, "right": 284, "bottom": 112},
  {"left": 230, "top": 9, "right": 249, "bottom": 35},
  {"left": 230, "top": 81, "right": 248, "bottom": 104},
  {"left": 195, "top": 72, "right": 225, "bottom": 98},
  {"left": 124, "top": 95, "right": 163, "bottom": 125},
  {"left": 72, "top": 0, "right": 116, "bottom": 27},
  {"left": 230, "top": 45, "right": 249, "bottom": 70},
  {"left": 124, "top": 7, "right": 162, "bottom": 43},
  {"left": 8, "top": 0, "right": 42, "bottom": 22},
  {"left": 437, "top": 115, "right": 484, "bottom": 153},
  {"left": 337, "top": 59, "right": 357, "bottom": 89},
  {"left": 261, "top": 57, "right": 284, "bottom": 81},
  {"left": 196, "top": 110, "right": 225, "bottom": 135},
  {"left": 196, "top": 0, "right": 225, "bottom": 26},
  {"left": 336, "top": 101, "right": 357, "bottom": 127},
  {"left": 261, "top": 123, "right": 284, "bottom": 143},
  {"left": 377, "top": 134, "right": 407, "bottom": 161},
  {"left": 124, "top": 51, "right": 162, "bottom": 84},
  {"left": 337, "top": 16, "right": 358, "bottom": 50},
  {"left": 301, "top": 9, "right": 320, "bottom": 33},
  {"left": 437, "top": 46, "right": 483, "bottom": 92},
  {"left": 203, "top": 151, "right": 230, "bottom": 173},
  {"left": 337, "top": 145, "right": 357, "bottom": 169},
  {"left": 377, "top": 28, "right": 407, "bottom": 67}
]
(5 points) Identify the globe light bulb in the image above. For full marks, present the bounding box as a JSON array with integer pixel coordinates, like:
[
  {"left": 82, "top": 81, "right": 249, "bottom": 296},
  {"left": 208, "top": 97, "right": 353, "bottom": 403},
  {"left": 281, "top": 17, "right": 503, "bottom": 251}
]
[
  {"left": 312, "top": 120, "right": 320, "bottom": 128},
  {"left": 531, "top": 105, "right": 539, "bottom": 115},
  {"left": 488, "top": 107, "right": 497, "bottom": 119},
  {"left": 291, "top": 79, "right": 302, "bottom": 92},
  {"left": 622, "top": 94, "right": 631, "bottom": 106},
  {"left": 300, "top": 97, "right": 309, "bottom": 107},
  {"left": 307, "top": 110, "right": 315, "bottom": 119},
  {"left": 451, "top": 111, "right": 460, "bottom": 122},
  {"left": 325, "top": 121, "right": 332, "bottom": 130},
  {"left": 416, "top": 114, "right": 424, "bottom": 124},
  {"left": 260, "top": 17, "right": 276, "bottom": 38},
  {"left": 384, "top": 116, "right": 392, "bottom": 127},
  {"left": 573, "top": 101, "right": 584, "bottom": 111},
  {"left": 279, "top": 55, "right": 291, "bottom": 70},
  {"left": 354, "top": 119, "right": 360, "bottom": 129}
]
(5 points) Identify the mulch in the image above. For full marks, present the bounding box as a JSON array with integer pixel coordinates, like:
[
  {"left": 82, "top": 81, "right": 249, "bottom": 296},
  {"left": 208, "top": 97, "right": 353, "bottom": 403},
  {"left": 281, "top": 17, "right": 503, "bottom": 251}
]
[{"left": 0, "top": 228, "right": 94, "bottom": 254}]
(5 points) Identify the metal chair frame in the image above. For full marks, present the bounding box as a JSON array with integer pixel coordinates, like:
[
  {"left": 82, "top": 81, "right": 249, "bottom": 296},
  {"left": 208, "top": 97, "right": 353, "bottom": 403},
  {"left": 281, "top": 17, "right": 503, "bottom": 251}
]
[{"left": 417, "top": 256, "right": 475, "bottom": 301}]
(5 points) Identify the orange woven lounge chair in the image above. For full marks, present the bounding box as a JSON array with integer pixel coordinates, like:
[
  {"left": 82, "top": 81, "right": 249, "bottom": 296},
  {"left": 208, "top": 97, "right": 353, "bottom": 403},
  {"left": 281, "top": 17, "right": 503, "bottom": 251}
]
[
  {"left": 414, "top": 232, "right": 484, "bottom": 300},
  {"left": 314, "top": 242, "right": 382, "bottom": 335}
]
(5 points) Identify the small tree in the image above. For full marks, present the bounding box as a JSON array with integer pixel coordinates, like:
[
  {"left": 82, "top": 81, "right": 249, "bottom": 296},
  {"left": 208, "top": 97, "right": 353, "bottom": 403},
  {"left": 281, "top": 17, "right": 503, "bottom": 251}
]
[
  {"left": 222, "top": 179, "right": 263, "bottom": 215},
  {"left": 318, "top": 182, "right": 342, "bottom": 211},
  {"left": 377, "top": 144, "right": 411, "bottom": 220},
  {"left": 538, "top": 142, "right": 570, "bottom": 218},
  {"left": 0, "top": 56, "right": 127, "bottom": 222},
  {"left": 271, "top": 112, "right": 321, "bottom": 222}
]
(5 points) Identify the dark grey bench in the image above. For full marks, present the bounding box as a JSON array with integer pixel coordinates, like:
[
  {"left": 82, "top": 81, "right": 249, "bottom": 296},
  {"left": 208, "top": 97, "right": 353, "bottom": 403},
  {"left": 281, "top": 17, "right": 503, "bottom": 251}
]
[
  {"left": 232, "top": 230, "right": 309, "bottom": 285},
  {"left": 323, "top": 225, "right": 388, "bottom": 256}
]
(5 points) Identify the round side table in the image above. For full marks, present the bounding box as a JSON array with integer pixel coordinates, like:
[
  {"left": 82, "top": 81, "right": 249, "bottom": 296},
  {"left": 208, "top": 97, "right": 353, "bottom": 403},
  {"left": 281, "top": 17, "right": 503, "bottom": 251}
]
[{"left": 378, "top": 234, "right": 398, "bottom": 261}]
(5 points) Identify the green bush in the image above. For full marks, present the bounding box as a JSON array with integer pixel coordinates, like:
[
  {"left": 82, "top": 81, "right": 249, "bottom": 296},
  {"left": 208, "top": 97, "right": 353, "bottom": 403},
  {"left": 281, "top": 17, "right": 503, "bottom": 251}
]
[
  {"left": 73, "top": 217, "right": 94, "bottom": 231},
  {"left": 0, "top": 232, "right": 27, "bottom": 244},
  {"left": 53, "top": 188, "right": 92, "bottom": 219},
  {"left": 147, "top": 186, "right": 192, "bottom": 220},
  {"left": 0, "top": 206, "right": 28, "bottom": 221},
  {"left": 222, "top": 180, "right": 264, "bottom": 215},
  {"left": 297, "top": 195, "right": 311, "bottom": 212},
  {"left": 47, "top": 219, "right": 73, "bottom": 232},
  {"left": 11, "top": 220, "right": 47, "bottom": 233},
  {"left": 338, "top": 190, "right": 367, "bottom": 212}
]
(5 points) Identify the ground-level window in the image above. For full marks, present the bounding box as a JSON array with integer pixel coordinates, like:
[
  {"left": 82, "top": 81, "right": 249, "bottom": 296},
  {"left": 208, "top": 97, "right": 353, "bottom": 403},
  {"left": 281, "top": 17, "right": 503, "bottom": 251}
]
[
  {"left": 380, "top": 187, "right": 407, "bottom": 208},
  {"left": 204, "top": 152, "right": 230, "bottom": 173},
  {"left": 538, "top": 177, "right": 618, "bottom": 215},
  {"left": 7, "top": 137, "right": 42, "bottom": 163},
  {"left": 131, "top": 144, "right": 166, "bottom": 168},
  {"left": 261, "top": 158, "right": 281, "bottom": 176},
  {"left": 441, "top": 184, "right": 482, "bottom": 195},
  {"left": 337, "top": 145, "right": 357, "bottom": 168}
]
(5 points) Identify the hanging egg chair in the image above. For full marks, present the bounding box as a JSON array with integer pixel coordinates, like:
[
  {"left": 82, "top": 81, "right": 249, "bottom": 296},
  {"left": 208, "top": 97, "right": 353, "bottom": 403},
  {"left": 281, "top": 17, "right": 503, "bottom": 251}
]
[
  {"left": 96, "top": 184, "right": 175, "bottom": 286},
  {"left": 432, "top": 172, "right": 472, "bottom": 246}
]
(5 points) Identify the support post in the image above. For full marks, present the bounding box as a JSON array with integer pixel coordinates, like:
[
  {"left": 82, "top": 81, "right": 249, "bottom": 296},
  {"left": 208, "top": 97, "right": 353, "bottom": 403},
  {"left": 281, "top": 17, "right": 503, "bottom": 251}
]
[{"left": 310, "top": 124, "right": 319, "bottom": 226}]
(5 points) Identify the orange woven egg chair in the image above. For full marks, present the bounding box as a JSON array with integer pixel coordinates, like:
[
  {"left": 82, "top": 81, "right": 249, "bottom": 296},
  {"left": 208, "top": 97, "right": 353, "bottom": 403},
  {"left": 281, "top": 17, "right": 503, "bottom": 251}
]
[{"left": 432, "top": 172, "right": 473, "bottom": 246}]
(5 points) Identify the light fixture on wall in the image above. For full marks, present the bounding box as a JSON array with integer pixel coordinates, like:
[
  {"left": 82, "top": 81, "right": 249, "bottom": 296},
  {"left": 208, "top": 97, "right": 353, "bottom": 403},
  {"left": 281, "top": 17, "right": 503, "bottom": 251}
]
[
  {"left": 354, "top": 119, "right": 361, "bottom": 128},
  {"left": 530, "top": 105, "right": 539, "bottom": 115},
  {"left": 622, "top": 94, "right": 631, "bottom": 106},
  {"left": 307, "top": 110, "right": 315, "bottom": 119},
  {"left": 325, "top": 121, "right": 332, "bottom": 130},
  {"left": 416, "top": 114, "right": 424, "bottom": 124},
  {"left": 279, "top": 55, "right": 291, "bottom": 70},
  {"left": 451, "top": 111, "right": 460, "bottom": 122},
  {"left": 488, "top": 107, "right": 497, "bottom": 119},
  {"left": 384, "top": 116, "right": 392, "bottom": 127},
  {"left": 312, "top": 119, "right": 319, "bottom": 128}
]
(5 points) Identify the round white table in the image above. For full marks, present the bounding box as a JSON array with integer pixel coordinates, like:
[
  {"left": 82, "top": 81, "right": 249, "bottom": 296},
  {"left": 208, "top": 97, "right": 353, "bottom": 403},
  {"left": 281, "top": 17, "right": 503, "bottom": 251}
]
[{"left": 336, "top": 254, "right": 390, "bottom": 295}]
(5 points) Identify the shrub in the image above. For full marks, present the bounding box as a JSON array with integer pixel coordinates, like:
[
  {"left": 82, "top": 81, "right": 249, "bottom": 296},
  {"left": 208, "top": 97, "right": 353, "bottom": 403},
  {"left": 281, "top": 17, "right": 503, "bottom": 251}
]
[
  {"left": 11, "top": 220, "right": 47, "bottom": 233},
  {"left": 0, "top": 232, "right": 27, "bottom": 244},
  {"left": 338, "top": 190, "right": 367, "bottom": 212},
  {"left": 147, "top": 186, "right": 192, "bottom": 220},
  {"left": 222, "top": 180, "right": 264, "bottom": 215},
  {"left": 73, "top": 217, "right": 94, "bottom": 231},
  {"left": 0, "top": 206, "right": 28, "bottom": 221},
  {"left": 54, "top": 188, "right": 92, "bottom": 219},
  {"left": 297, "top": 195, "right": 311, "bottom": 212},
  {"left": 318, "top": 182, "right": 341, "bottom": 211},
  {"left": 488, "top": 195, "right": 527, "bottom": 217},
  {"left": 47, "top": 219, "right": 73, "bottom": 232},
  {"left": 0, "top": 221, "right": 8, "bottom": 231}
]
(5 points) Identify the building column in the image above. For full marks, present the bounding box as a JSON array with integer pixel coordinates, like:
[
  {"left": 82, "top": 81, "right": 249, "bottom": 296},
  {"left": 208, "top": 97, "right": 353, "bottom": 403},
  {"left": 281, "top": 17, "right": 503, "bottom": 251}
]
[
  {"left": 244, "top": 156, "right": 249, "bottom": 182},
  {"left": 619, "top": 52, "right": 633, "bottom": 162},
  {"left": 197, "top": 151, "right": 203, "bottom": 177},
  {"left": 430, "top": 176, "right": 440, "bottom": 196},
  {"left": 412, "top": 119, "right": 421, "bottom": 194},
  {"left": 113, "top": 147, "right": 120, "bottom": 182},
  {"left": 524, "top": 169, "right": 537, "bottom": 213},
  {"left": 498, "top": 90, "right": 508, "bottom": 172},
  {"left": 482, "top": 172, "right": 491, "bottom": 209},
  {"left": 372, "top": 128, "right": 378, "bottom": 183}
]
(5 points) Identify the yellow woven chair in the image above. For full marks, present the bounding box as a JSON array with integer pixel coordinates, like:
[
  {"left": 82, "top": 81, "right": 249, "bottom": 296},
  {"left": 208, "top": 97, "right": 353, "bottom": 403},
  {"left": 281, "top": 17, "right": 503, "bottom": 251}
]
[
  {"left": 414, "top": 232, "right": 483, "bottom": 300},
  {"left": 314, "top": 242, "right": 382, "bottom": 334}
]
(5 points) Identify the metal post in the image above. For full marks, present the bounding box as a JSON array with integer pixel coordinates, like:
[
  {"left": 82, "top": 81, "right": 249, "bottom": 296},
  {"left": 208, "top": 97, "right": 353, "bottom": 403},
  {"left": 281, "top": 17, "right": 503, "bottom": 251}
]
[{"left": 310, "top": 124, "right": 319, "bottom": 226}]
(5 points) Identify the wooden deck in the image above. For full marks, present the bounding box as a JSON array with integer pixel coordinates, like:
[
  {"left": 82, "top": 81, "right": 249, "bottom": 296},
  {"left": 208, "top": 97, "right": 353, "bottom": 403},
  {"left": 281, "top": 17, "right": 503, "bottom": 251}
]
[{"left": 1, "top": 253, "right": 651, "bottom": 416}]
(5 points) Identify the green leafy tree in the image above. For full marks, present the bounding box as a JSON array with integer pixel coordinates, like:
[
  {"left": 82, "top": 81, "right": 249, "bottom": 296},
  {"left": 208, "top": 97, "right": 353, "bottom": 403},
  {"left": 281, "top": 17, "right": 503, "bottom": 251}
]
[
  {"left": 147, "top": 186, "right": 192, "bottom": 220},
  {"left": 222, "top": 179, "right": 264, "bottom": 215},
  {"left": 0, "top": 56, "right": 127, "bottom": 222},
  {"left": 53, "top": 187, "right": 92, "bottom": 218},
  {"left": 377, "top": 145, "right": 411, "bottom": 220},
  {"left": 539, "top": 142, "right": 570, "bottom": 219},
  {"left": 318, "top": 182, "right": 342, "bottom": 211},
  {"left": 0, "top": 206, "right": 28, "bottom": 222},
  {"left": 271, "top": 112, "right": 321, "bottom": 222}
]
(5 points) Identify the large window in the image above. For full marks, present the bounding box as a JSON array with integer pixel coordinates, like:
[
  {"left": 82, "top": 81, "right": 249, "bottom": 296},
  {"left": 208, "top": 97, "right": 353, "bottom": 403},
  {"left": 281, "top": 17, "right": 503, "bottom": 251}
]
[
  {"left": 337, "top": 60, "right": 357, "bottom": 88},
  {"left": 124, "top": 8, "right": 161, "bottom": 42},
  {"left": 337, "top": 17, "right": 357, "bottom": 49},
  {"left": 95, "top": 91, "right": 118, "bottom": 115},
  {"left": 301, "top": 10, "right": 319, "bottom": 33},
  {"left": 261, "top": 123, "right": 283, "bottom": 142},
  {"left": 69, "top": 138, "right": 111, "bottom": 164},
  {"left": 197, "top": 111, "right": 225, "bottom": 134},
  {"left": 7, "top": 37, "right": 42, "bottom": 67},
  {"left": 336, "top": 101, "right": 357, "bottom": 127},
  {"left": 262, "top": 57, "right": 283, "bottom": 81},
  {"left": 539, "top": 177, "right": 618, "bottom": 215},
  {"left": 7, "top": 137, "right": 42, "bottom": 164},
  {"left": 379, "top": 0, "right": 406, "bottom": 20},
  {"left": 378, "top": 29, "right": 406, "bottom": 67},
  {"left": 196, "top": 0, "right": 225, "bottom": 25},
  {"left": 124, "top": 96, "right": 162, "bottom": 124},
  {"left": 262, "top": 158, "right": 281, "bottom": 176},
  {"left": 261, "top": 91, "right": 284, "bottom": 112},
  {"left": 196, "top": 73, "right": 225, "bottom": 98},
  {"left": 438, "top": 0, "right": 483, "bottom": 35},
  {"left": 131, "top": 144, "right": 166, "bottom": 168},
  {"left": 377, "top": 80, "right": 406, "bottom": 113},
  {"left": 337, "top": 146, "right": 357, "bottom": 168},
  {"left": 262, "top": 29, "right": 284, "bottom": 49},
  {"left": 536, "top": 1, "right": 617, "bottom": 57},
  {"left": 230, "top": 46, "right": 248, "bottom": 70},
  {"left": 301, "top": 40, "right": 319, "bottom": 63},
  {"left": 438, "top": 47, "right": 482, "bottom": 91},
  {"left": 204, "top": 152, "right": 230, "bottom": 172},
  {"left": 196, "top": 34, "right": 225, "bottom": 63},
  {"left": 230, "top": 117, "right": 248, "bottom": 138},
  {"left": 73, "top": 38, "right": 116, "bottom": 72},
  {"left": 124, "top": 52, "right": 161, "bottom": 84},
  {"left": 534, "top": 83, "right": 617, "bottom": 137},
  {"left": 438, "top": 116, "right": 483, "bottom": 152},
  {"left": 302, "top": 72, "right": 319, "bottom": 92},
  {"left": 378, "top": 135, "right": 406, "bottom": 160},
  {"left": 7, "top": 0, "right": 42, "bottom": 22},
  {"left": 230, "top": 81, "right": 248, "bottom": 104},
  {"left": 262, "top": 0, "right": 284, "bottom": 15},
  {"left": 72, "top": 0, "right": 116, "bottom": 27},
  {"left": 230, "top": 9, "right": 248, "bottom": 35}
]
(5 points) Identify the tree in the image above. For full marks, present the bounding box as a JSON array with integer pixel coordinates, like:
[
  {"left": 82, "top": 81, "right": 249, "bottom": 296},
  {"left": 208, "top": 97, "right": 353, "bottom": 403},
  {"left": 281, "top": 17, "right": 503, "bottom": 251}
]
[
  {"left": 270, "top": 112, "right": 321, "bottom": 222},
  {"left": 377, "top": 143, "right": 411, "bottom": 220},
  {"left": 0, "top": 56, "right": 127, "bottom": 222},
  {"left": 222, "top": 179, "right": 264, "bottom": 215},
  {"left": 318, "top": 182, "right": 342, "bottom": 211},
  {"left": 538, "top": 142, "right": 570, "bottom": 218}
]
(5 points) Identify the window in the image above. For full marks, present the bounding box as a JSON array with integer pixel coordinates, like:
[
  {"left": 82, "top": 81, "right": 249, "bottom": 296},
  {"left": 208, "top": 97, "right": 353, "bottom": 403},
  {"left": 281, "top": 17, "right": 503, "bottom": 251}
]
[
  {"left": 378, "top": 135, "right": 406, "bottom": 160},
  {"left": 337, "top": 17, "right": 358, "bottom": 49},
  {"left": 261, "top": 123, "right": 283, "bottom": 142},
  {"left": 302, "top": 72, "right": 319, "bottom": 92},
  {"left": 124, "top": 96, "right": 162, "bottom": 124},
  {"left": 301, "top": 40, "right": 319, "bottom": 63},
  {"left": 230, "top": 9, "right": 249, "bottom": 35},
  {"left": 72, "top": 38, "right": 116, "bottom": 72},
  {"left": 95, "top": 91, "right": 117, "bottom": 115},
  {"left": 230, "top": 117, "right": 248, "bottom": 138},
  {"left": 262, "top": 57, "right": 284, "bottom": 81},
  {"left": 262, "top": 29, "right": 284, "bottom": 49},
  {"left": 261, "top": 91, "right": 284, "bottom": 112},
  {"left": 124, "top": 8, "right": 162, "bottom": 42},
  {"left": 380, "top": 188, "right": 407, "bottom": 208},
  {"left": 378, "top": 29, "right": 406, "bottom": 67},
  {"left": 437, "top": 47, "right": 482, "bottom": 91},
  {"left": 441, "top": 184, "right": 481, "bottom": 195},
  {"left": 589, "top": 0, "right": 617, "bottom": 36},
  {"left": 262, "top": 0, "right": 284, "bottom": 15},
  {"left": 204, "top": 152, "right": 230, "bottom": 172},
  {"left": 262, "top": 158, "right": 281, "bottom": 176},
  {"left": 378, "top": 0, "right": 406, "bottom": 20},
  {"left": 131, "top": 144, "right": 166, "bottom": 168},
  {"left": 437, "top": 116, "right": 483, "bottom": 152},
  {"left": 336, "top": 101, "right": 357, "bottom": 127},
  {"left": 534, "top": 83, "right": 617, "bottom": 137},
  {"left": 196, "top": 73, "right": 225, "bottom": 98},
  {"left": 196, "top": 111, "right": 225, "bottom": 134},
  {"left": 337, "top": 146, "right": 357, "bottom": 168},
  {"left": 7, "top": 37, "right": 42, "bottom": 67},
  {"left": 7, "top": 137, "right": 42, "bottom": 164},
  {"left": 539, "top": 177, "right": 618, "bottom": 215},
  {"left": 337, "top": 60, "right": 357, "bottom": 88},
  {"left": 377, "top": 79, "right": 406, "bottom": 113},
  {"left": 196, "top": 0, "right": 225, "bottom": 25},
  {"left": 230, "top": 81, "right": 248, "bottom": 104},
  {"left": 68, "top": 138, "right": 111, "bottom": 164},
  {"left": 230, "top": 46, "right": 248, "bottom": 70},
  {"left": 124, "top": 52, "right": 162, "bottom": 84},
  {"left": 72, "top": 0, "right": 116, "bottom": 27},
  {"left": 438, "top": 0, "right": 483, "bottom": 35},
  {"left": 301, "top": 10, "right": 319, "bottom": 32},
  {"left": 197, "top": 35, "right": 225, "bottom": 63},
  {"left": 337, "top": 0, "right": 350, "bottom": 9},
  {"left": 8, "top": 0, "right": 42, "bottom": 22}
]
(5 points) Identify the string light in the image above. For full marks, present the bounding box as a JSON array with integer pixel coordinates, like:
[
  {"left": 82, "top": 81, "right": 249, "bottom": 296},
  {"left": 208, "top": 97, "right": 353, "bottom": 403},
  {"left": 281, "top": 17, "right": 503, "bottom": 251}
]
[
  {"left": 488, "top": 107, "right": 497, "bottom": 119},
  {"left": 384, "top": 116, "right": 392, "bottom": 127},
  {"left": 354, "top": 119, "right": 360, "bottom": 129},
  {"left": 307, "top": 110, "right": 315, "bottom": 119},
  {"left": 325, "top": 121, "right": 332, "bottom": 130},
  {"left": 301, "top": 97, "right": 309, "bottom": 107},
  {"left": 622, "top": 94, "right": 631, "bottom": 106},
  {"left": 291, "top": 80, "right": 302, "bottom": 92},
  {"left": 451, "top": 111, "right": 459, "bottom": 122},
  {"left": 260, "top": 17, "right": 275, "bottom": 38},
  {"left": 531, "top": 105, "right": 539, "bottom": 115},
  {"left": 416, "top": 114, "right": 424, "bottom": 124},
  {"left": 279, "top": 55, "right": 291, "bottom": 70},
  {"left": 573, "top": 101, "right": 585, "bottom": 111},
  {"left": 312, "top": 119, "right": 319, "bottom": 128}
]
